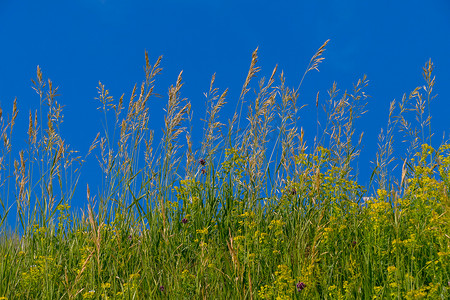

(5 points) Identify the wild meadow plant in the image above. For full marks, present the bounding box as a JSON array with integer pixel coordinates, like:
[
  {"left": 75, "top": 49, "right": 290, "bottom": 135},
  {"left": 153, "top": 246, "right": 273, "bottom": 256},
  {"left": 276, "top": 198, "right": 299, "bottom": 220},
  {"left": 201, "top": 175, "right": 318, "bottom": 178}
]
[{"left": 0, "top": 41, "right": 449, "bottom": 299}]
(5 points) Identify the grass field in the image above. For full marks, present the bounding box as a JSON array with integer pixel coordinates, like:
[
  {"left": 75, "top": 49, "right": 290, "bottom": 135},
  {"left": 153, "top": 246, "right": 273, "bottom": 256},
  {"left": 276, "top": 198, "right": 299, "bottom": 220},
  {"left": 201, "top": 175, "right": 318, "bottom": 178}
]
[{"left": 0, "top": 41, "right": 449, "bottom": 299}]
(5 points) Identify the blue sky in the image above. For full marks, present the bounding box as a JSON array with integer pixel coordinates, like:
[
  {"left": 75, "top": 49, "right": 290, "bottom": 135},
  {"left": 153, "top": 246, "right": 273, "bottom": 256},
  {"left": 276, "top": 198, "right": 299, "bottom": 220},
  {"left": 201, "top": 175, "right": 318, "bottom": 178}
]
[{"left": 1, "top": 1, "right": 450, "bottom": 228}]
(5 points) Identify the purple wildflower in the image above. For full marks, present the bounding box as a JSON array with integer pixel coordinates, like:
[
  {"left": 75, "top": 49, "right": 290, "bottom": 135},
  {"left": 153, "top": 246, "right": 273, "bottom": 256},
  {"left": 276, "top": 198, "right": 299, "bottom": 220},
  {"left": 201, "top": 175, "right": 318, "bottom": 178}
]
[
  {"left": 201, "top": 168, "right": 207, "bottom": 175},
  {"left": 182, "top": 218, "right": 188, "bottom": 224},
  {"left": 159, "top": 286, "right": 165, "bottom": 292},
  {"left": 296, "top": 281, "right": 306, "bottom": 292},
  {"left": 199, "top": 159, "right": 206, "bottom": 166},
  {"left": 291, "top": 188, "right": 297, "bottom": 195},
  {"left": 352, "top": 241, "right": 357, "bottom": 247}
]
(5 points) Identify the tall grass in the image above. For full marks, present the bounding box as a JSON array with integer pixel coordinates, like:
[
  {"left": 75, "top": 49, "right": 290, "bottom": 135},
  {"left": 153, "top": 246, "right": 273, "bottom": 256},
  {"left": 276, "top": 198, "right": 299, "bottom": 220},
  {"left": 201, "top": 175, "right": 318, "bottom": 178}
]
[{"left": 0, "top": 41, "right": 449, "bottom": 299}]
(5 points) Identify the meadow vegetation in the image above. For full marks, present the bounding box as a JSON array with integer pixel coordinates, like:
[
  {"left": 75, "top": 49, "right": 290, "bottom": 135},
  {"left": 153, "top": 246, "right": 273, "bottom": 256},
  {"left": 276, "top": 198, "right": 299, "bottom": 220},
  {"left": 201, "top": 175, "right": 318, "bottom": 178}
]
[{"left": 0, "top": 40, "right": 449, "bottom": 299}]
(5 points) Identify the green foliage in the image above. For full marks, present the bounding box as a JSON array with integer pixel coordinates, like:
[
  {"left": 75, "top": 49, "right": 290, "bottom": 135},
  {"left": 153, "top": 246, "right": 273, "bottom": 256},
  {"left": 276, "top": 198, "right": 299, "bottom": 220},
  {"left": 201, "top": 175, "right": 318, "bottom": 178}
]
[{"left": 0, "top": 46, "right": 449, "bottom": 299}]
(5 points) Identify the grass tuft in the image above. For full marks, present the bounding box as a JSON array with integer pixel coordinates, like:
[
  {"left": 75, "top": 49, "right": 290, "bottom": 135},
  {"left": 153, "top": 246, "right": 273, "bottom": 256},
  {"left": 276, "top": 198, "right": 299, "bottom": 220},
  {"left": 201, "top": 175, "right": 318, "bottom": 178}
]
[{"left": 0, "top": 42, "right": 449, "bottom": 299}]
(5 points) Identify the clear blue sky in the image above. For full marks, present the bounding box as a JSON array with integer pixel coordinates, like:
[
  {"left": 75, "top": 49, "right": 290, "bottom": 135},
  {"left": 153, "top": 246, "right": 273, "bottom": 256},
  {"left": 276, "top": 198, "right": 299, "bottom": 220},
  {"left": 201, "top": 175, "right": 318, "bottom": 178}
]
[{"left": 1, "top": 1, "right": 450, "bottom": 228}]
